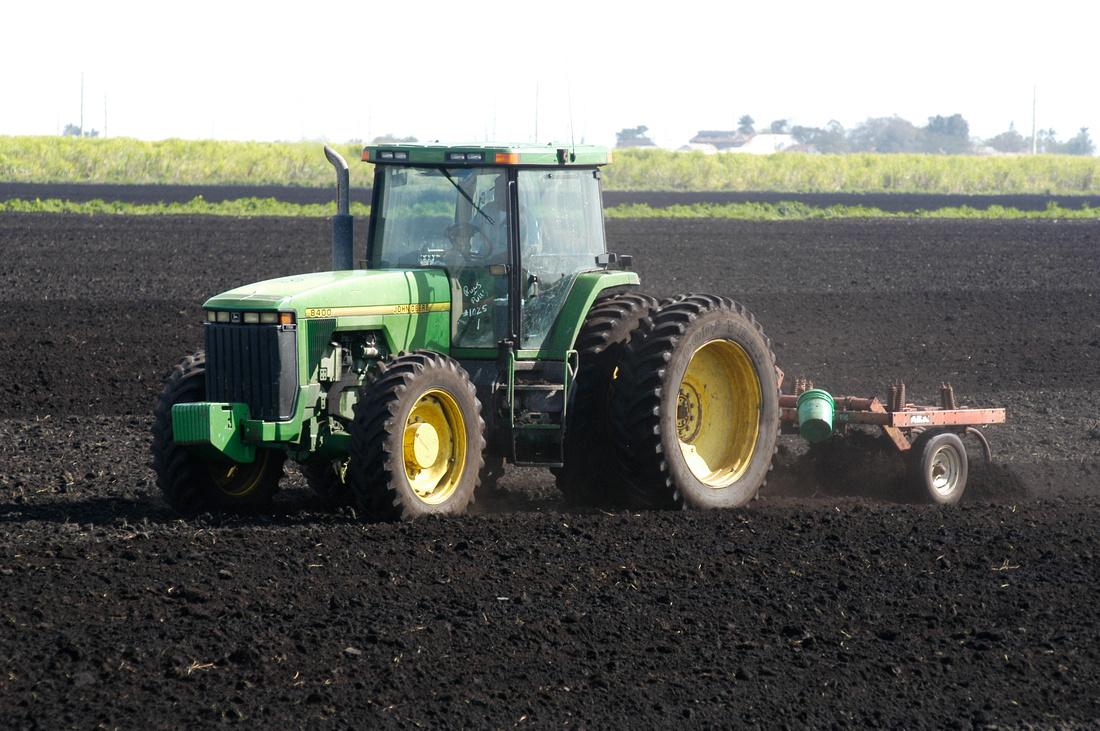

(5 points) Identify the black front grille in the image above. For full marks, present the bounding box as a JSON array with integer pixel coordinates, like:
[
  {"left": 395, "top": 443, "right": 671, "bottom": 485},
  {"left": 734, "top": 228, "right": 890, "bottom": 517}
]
[{"left": 204, "top": 323, "right": 298, "bottom": 421}]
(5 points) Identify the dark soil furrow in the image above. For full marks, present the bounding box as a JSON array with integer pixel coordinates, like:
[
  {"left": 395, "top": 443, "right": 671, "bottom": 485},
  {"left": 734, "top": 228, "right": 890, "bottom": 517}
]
[{"left": 0, "top": 213, "right": 1098, "bottom": 728}]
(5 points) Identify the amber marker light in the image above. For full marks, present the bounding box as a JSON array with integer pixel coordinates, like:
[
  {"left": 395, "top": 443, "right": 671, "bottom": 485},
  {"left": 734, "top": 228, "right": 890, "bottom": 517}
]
[
  {"left": 361, "top": 149, "right": 370, "bottom": 161},
  {"left": 495, "top": 152, "right": 520, "bottom": 164},
  {"left": 278, "top": 312, "right": 296, "bottom": 326}
]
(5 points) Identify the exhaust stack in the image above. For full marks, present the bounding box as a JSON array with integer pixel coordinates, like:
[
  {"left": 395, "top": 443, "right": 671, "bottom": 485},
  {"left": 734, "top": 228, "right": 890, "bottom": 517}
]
[{"left": 324, "top": 145, "right": 354, "bottom": 270}]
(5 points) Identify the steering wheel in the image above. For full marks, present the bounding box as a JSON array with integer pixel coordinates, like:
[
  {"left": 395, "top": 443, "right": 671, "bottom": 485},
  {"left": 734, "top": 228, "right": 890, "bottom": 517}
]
[{"left": 445, "top": 222, "right": 494, "bottom": 262}]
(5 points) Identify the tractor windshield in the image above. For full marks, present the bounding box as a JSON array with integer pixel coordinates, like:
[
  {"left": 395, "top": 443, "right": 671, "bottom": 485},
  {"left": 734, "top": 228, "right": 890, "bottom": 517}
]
[{"left": 370, "top": 165, "right": 505, "bottom": 269}]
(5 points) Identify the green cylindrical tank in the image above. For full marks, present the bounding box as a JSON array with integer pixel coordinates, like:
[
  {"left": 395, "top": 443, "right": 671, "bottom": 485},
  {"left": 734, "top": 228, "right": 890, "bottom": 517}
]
[{"left": 797, "top": 389, "right": 835, "bottom": 443}]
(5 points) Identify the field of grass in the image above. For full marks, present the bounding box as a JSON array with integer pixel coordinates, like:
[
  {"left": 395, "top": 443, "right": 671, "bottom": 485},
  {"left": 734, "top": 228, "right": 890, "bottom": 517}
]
[
  {"left": 0, "top": 137, "right": 368, "bottom": 188},
  {"left": 607, "top": 149, "right": 1100, "bottom": 194},
  {"left": 3, "top": 136, "right": 1100, "bottom": 194},
  {"left": 4, "top": 197, "right": 1098, "bottom": 221}
]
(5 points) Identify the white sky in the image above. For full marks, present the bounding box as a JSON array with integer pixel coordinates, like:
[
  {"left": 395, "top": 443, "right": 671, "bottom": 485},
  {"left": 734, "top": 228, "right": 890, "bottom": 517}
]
[{"left": 2, "top": 0, "right": 1097, "bottom": 149}]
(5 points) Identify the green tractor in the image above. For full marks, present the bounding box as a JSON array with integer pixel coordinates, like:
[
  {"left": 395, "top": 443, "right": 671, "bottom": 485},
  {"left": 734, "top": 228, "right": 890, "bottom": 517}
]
[{"left": 152, "top": 143, "right": 780, "bottom": 519}]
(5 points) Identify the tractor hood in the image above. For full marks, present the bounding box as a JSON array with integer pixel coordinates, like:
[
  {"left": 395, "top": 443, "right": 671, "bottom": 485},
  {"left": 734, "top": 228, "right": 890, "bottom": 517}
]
[{"left": 203, "top": 269, "right": 452, "bottom": 316}]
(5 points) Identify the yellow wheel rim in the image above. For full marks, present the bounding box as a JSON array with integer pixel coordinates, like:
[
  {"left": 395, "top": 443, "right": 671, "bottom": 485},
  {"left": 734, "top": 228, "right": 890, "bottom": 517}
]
[
  {"left": 675, "top": 340, "right": 761, "bottom": 487},
  {"left": 208, "top": 450, "right": 272, "bottom": 497},
  {"left": 402, "top": 388, "right": 467, "bottom": 504}
]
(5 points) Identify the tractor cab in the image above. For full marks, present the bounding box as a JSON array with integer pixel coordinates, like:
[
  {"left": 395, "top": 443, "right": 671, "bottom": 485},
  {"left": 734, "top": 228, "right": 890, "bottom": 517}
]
[{"left": 364, "top": 143, "right": 614, "bottom": 357}]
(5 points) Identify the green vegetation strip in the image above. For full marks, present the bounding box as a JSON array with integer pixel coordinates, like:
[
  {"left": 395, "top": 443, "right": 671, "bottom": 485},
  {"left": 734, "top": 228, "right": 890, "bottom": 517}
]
[
  {"left": 3, "top": 136, "right": 1100, "bottom": 194},
  {"left": 3, "top": 197, "right": 1099, "bottom": 220},
  {"left": 604, "top": 201, "right": 1100, "bottom": 220},
  {"left": 0, "top": 197, "right": 371, "bottom": 217}
]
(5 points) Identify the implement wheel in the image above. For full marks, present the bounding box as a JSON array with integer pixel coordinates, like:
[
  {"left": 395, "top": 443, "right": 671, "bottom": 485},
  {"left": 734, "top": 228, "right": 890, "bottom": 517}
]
[
  {"left": 555, "top": 290, "right": 658, "bottom": 505},
  {"left": 300, "top": 459, "right": 352, "bottom": 507},
  {"left": 151, "top": 350, "right": 285, "bottom": 514},
  {"left": 347, "top": 352, "right": 486, "bottom": 521},
  {"left": 909, "top": 430, "right": 968, "bottom": 505},
  {"left": 613, "top": 294, "right": 779, "bottom": 509}
]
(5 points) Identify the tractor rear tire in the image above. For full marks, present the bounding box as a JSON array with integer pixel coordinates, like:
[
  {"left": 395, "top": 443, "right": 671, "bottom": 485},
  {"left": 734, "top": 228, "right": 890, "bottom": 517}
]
[
  {"left": 347, "top": 352, "right": 486, "bottom": 521},
  {"left": 300, "top": 459, "right": 353, "bottom": 507},
  {"left": 151, "top": 350, "right": 285, "bottom": 514},
  {"left": 908, "top": 430, "right": 968, "bottom": 505},
  {"left": 555, "top": 290, "right": 658, "bottom": 505},
  {"left": 612, "top": 294, "right": 779, "bottom": 510}
]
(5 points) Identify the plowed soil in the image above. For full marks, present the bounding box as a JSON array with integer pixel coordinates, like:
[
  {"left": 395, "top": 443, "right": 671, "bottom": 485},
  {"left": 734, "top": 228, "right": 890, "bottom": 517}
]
[{"left": 1, "top": 213, "right": 1099, "bottom": 729}]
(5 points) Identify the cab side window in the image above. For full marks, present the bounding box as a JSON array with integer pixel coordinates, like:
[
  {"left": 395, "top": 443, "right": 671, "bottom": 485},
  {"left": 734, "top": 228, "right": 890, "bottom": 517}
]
[{"left": 516, "top": 168, "right": 606, "bottom": 350}]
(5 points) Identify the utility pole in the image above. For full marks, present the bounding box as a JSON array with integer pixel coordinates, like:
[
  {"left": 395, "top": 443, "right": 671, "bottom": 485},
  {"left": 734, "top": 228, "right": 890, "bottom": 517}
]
[
  {"left": 1031, "top": 85, "right": 1038, "bottom": 155},
  {"left": 534, "top": 82, "right": 540, "bottom": 142},
  {"left": 103, "top": 95, "right": 108, "bottom": 138},
  {"left": 80, "top": 72, "right": 85, "bottom": 137}
]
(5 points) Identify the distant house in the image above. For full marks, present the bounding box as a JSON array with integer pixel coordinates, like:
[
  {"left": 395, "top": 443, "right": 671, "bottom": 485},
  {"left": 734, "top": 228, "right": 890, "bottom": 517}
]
[
  {"left": 689, "top": 130, "right": 749, "bottom": 150},
  {"left": 688, "top": 130, "right": 799, "bottom": 154},
  {"left": 727, "top": 133, "right": 799, "bottom": 154}
]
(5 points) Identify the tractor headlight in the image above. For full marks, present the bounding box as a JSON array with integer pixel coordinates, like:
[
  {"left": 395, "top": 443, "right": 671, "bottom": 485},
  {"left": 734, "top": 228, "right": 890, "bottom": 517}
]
[{"left": 206, "top": 309, "right": 288, "bottom": 325}]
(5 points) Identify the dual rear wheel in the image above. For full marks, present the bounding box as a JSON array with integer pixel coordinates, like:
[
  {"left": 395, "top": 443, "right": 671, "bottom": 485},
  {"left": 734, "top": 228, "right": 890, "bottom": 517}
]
[{"left": 609, "top": 294, "right": 780, "bottom": 510}]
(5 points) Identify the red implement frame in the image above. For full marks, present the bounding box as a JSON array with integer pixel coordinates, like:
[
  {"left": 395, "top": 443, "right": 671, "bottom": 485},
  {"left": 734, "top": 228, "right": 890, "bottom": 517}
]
[{"left": 777, "top": 375, "right": 1005, "bottom": 458}]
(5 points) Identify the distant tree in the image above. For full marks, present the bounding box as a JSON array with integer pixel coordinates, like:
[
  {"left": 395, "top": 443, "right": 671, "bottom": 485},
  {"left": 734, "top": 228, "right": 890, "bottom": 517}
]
[
  {"left": 1038, "top": 129, "right": 1064, "bottom": 154},
  {"left": 922, "top": 114, "right": 971, "bottom": 154},
  {"left": 615, "top": 125, "right": 656, "bottom": 148},
  {"left": 62, "top": 124, "right": 97, "bottom": 138},
  {"left": 371, "top": 134, "right": 418, "bottom": 144},
  {"left": 769, "top": 119, "right": 789, "bottom": 134},
  {"left": 791, "top": 120, "right": 849, "bottom": 153},
  {"left": 985, "top": 123, "right": 1029, "bottom": 153},
  {"left": 1064, "top": 127, "right": 1095, "bottom": 156},
  {"left": 737, "top": 115, "right": 755, "bottom": 135},
  {"left": 848, "top": 116, "right": 922, "bottom": 153}
]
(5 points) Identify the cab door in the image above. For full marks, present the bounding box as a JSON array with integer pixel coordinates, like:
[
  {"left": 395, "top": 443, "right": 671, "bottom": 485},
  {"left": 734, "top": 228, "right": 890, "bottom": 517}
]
[
  {"left": 448, "top": 169, "right": 513, "bottom": 352},
  {"left": 515, "top": 168, "right": 606, "bottom": 354}
]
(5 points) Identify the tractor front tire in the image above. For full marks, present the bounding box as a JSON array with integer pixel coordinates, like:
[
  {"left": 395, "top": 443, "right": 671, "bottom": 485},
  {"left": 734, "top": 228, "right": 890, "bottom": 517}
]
[
  {"left": 613, "top": 294, "right": 779, "bottom": 510},
  {"left": 556, "top": 290, "right": 658, "bottom": 505},
  {"left": 347, "top": 352, "right": 486, "bottom": 521},
  {"left": 151, "top": 351, "right": 285, "bottom": 514}
]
